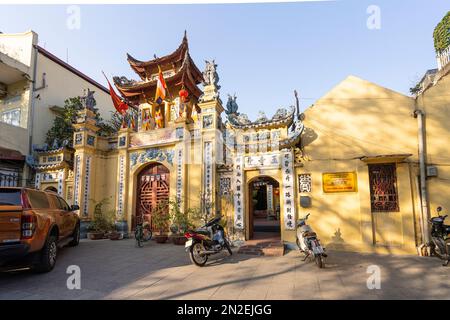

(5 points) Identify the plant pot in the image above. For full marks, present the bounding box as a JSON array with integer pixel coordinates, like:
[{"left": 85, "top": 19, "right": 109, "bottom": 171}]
[
  {"left": 87, "top": 232, "right": 105, "bottom": 240},
  {"left": 115, "top": 221, "right": 129, "bottom": 239},
  {"left": 171, "top": 235, "right": 187, "bottom": 245},
  {"left": 108, "top": 231, "right": 122, "bottom": 240},
  {"left": 154, "top": 235, "right": 168, "bottom": 243}
]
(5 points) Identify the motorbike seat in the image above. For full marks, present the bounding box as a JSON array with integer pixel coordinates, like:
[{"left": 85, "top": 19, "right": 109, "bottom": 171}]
[
  {"left": 195, "top": 229, "right": 210, "bottom": 236},
  {"left": 303, "top": 231, "right": 317, "bottom": 238}
]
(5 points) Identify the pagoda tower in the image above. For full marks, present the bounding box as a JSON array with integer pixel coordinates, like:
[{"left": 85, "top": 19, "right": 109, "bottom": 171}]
[
  {"left": 112, "top": 33, "right": 224, "bottom": 225},
  {"left": 113, "top": 32, "right": 204, "bottom": 129}
]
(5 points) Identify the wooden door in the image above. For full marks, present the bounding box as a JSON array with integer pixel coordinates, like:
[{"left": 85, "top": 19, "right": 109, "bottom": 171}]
[{"left": 136, "top": 164, "right": 170, "bottom": 230}]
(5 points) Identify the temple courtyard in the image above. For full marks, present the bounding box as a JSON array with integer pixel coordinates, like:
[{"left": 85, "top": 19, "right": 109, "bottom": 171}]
[{"left": 0, "top": 239, "right": 449, "bottom": 300}]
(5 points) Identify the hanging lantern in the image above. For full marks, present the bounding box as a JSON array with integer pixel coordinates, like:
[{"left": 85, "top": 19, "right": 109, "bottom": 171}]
[{"left": 179, "top": 88, "right": 189, "bottom": 102}]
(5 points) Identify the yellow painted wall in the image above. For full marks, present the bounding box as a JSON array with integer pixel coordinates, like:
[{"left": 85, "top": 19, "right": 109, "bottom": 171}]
[
  {"left": 299, "top": 75, "right": 419, "bottom": 254},
  {"left": 416, "top": 71, "right": 450, "bottom": 218},
  {"left": 32, "top": 52, "right": 113, "bottom": 146}
]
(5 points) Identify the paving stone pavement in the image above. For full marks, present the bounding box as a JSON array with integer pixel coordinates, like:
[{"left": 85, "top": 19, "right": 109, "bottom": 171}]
[{"left": 0, "top": 239, "right": 449, "bottom": 300}]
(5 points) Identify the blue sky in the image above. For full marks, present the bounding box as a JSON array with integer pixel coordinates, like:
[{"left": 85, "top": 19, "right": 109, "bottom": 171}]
[{"left": 0, "top": 1, "right": 448, "bottom": 118}]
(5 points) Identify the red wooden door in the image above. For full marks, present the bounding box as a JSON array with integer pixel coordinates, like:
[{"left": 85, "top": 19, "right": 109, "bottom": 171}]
[{"left": 136, "top": 164, "right": 170, "bottom": 230}]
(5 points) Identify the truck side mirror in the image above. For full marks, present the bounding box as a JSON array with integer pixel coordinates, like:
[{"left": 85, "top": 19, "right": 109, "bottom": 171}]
[{"left": 71, "top": 204, "right": 80, "bottom": 211}]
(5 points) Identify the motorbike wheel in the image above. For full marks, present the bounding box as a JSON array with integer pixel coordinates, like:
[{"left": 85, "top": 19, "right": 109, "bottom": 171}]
[
  {"left": 224, "top": 239, "right": 233, "bottom": 256},
  {"left": 315, "top": 255, "right": 324, "bottom": 268},
  {"left": 190, "top": 242, "right": 208, "bottom": 267}
]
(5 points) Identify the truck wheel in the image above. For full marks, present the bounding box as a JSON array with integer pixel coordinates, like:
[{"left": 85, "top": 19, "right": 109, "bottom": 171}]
[
  {"left": 33, "top": 235, "right": 58, "bottom": 273},
  {"left": 68, "top": 223, "right": 80, "bottom": 247}
]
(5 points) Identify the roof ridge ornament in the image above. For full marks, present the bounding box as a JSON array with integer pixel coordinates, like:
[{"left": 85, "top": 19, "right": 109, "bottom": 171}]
[{"left": 199, "top": 60, "right": 221, "bottom": 102}]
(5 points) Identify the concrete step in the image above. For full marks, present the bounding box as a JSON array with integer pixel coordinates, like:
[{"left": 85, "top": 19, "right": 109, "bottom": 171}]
[{"left": 237, "top": 240, "right": 285, "bottom": 257}]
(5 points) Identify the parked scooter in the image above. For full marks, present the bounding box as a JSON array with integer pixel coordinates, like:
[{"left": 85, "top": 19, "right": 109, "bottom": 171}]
[
  {"left": 296, "top": 213, "right": 327, "bottom": 268},
  {"left": 430, "top": 206, "right": 450, "bottom": 266},
  {"left": 184, "top": 216, "right": 233, "bottom": 266}
]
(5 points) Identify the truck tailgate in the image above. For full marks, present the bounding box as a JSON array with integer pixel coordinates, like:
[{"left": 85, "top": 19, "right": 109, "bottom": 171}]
[{"left": 0, "top": 205, "right": 22, "bottom": 244}]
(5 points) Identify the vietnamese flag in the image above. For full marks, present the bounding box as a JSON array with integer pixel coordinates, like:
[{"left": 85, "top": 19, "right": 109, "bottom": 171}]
[{"left": 102, "top": 71, "right": 129, "bottom": 115}]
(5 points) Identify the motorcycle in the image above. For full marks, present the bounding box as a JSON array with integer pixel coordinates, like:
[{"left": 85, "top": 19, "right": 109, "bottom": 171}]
[
  {"left": 184, "top": 216, "right": 233, "bottom": 266},
  {"left": 296, "top": 213, "right": 327, "bottom": 268},
  {"left": 430, "top": 206, "right": 450, "bottom": 266}
]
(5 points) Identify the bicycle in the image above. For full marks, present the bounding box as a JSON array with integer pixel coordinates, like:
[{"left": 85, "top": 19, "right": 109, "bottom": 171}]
[{"left": 135, "top": 217, "right": 153, "bottom": 248}]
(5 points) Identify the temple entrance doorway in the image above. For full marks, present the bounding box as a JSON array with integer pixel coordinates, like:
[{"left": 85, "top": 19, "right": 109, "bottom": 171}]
[
  {"left": 248, "top": 176, "right": 280, "bottom": 240},
  {"left": 135, "top": 163, "right": 170, "bottom": 230}
]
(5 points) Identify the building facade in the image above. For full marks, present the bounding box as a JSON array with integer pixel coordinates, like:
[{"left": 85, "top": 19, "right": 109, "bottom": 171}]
[
  {"left": 0, "top": 30, "right": 113, "bottom": 187},
  {"left": 29, "top": 12, "right": 450, "bottom": 255}
]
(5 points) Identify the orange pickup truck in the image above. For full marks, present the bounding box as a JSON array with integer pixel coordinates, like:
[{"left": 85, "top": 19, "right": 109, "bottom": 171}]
[{"left": 0, "top": 187, "right": 80, "bottom": 272}]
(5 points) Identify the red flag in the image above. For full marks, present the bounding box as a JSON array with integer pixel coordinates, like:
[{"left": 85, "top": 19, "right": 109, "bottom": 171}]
[{"left": 102, "top": 72, "right": 129, "bottom": 114}]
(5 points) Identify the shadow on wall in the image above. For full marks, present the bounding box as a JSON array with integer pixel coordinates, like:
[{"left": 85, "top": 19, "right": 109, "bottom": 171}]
[{"left": 301, "top": 127, "right": 318, "bottom": 148}]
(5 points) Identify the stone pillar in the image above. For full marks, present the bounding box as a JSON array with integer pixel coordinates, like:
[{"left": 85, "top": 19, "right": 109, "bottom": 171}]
[
  {"left": 198, "top": 85, "right": 224, "bottom": 217},
  {"left": 72, "top": 108, "right": 100, "bottom": 220},
  {"left": 116, "top": 127, "right": 132, "bottom": 236}
]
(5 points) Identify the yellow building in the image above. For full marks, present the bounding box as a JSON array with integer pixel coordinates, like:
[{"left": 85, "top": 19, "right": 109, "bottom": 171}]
[
  {"left": 30, "top": 19, "right": 450, "bottom": 255},
  {"left": 0, "top": 31, "right": 112, "bottom": 187}
]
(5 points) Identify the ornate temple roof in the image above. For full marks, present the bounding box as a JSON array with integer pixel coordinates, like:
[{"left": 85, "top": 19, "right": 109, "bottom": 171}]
[
  {"left": 126, "top": 32, "right": 195, "bottom": 79},
  {"left": 225, "top": 93, "right": 296, "bottom": 130},
  {"left": 115, "top": 33, "right": 203, "bottom": 104}
]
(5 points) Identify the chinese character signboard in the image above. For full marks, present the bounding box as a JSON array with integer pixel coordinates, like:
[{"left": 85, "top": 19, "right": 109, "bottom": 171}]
[
  {"left": 204, "top": 142, "right": 213, "bottom": 203},
  {"left": 267, "top": 184, "right": 274, "bottom": 212},
  {"left": 234, "top": 155, "right": 244, "bottom": 230},
  {"left": 322, "top": 172, "right": 357, "bottom": 193},
  {"left": 281, "top": 150, "right": 296, "bottom": 230},
  {"left": 244, "top": 152, "right": 281, "bottom": 169},
  {"left": 176, "top": 148, "right": 184, "bottom": 208},
  {"left": 298, "top": 174, "right": 312, "bottom": 193}
]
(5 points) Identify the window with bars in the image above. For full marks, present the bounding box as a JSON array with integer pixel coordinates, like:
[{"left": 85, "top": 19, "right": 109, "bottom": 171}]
[{"left": 368, "top": 163, "right": 399, "bottom": 212}]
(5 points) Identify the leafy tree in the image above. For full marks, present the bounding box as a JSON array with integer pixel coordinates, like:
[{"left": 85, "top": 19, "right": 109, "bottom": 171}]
[
  {"left": 433, "top": 11, "right": 450, "bottom": 53},
  {"left": 45, "top": 96, "right": 119, "bottom": 147}
]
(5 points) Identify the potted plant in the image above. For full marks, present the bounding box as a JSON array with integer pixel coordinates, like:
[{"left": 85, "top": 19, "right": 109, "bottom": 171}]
[
  {"left": 168, "top": 200, "right": 191, "bottom": 245},
  {"left": 152, "top": 201, "right": 170, "bottom": 243},
  {"left": 86, "top": 198, "right": 114, "bottom": 240}
]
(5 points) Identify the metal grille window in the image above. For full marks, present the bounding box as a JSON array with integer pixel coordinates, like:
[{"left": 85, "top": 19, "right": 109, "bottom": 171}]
[{"left": 368, "top": 163, "right": 399, "bottom": 212}]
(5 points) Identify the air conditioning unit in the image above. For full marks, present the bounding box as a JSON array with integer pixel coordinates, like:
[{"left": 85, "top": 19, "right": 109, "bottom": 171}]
[
  {"left": 0, "top": 82, "right": 6, "bottom": 98},
  {"left": 427, "top": 166, "right": 438, "bottom": 177}
]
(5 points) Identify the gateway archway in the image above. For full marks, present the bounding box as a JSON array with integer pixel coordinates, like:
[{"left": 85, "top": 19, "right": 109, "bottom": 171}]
[
  {"left": 135, "top": 162, "right": 170, "bottom": 230},
  {"left": 248, "top": 176, "right": 281, "bottom": 240}
]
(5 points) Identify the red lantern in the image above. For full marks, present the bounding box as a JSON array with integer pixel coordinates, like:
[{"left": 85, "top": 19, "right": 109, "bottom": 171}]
[{"left": 179, "top": 88, "right": 189, "bottom": 102}]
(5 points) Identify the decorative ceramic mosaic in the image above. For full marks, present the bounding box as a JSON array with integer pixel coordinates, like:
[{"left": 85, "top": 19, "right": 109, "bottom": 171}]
[
  {"left": 87, "top": 135, "right": 95, "bottom": 146},
  {"left": 267, "top": 184, "right": 274, "bottom": 211},
  {"left": 203, "top": 115, "right": 213, "bottom": 129},
  {"left": 83, "top": 156, "right": 91, "bottom": 216},
  {"left": 204, "top": 141, "right": 213, "bottom": 202},
  {"left": 35, "top": 173, "right": 41, "bottom": 189},
  {"left": 73, "top": 155, "right": 81, "bottom": 206},
  {"left": 281, "top": 150, "right": 296, "bottom": 230},
  {"left": 219, "top": 177, "right": 231, "bottom": 196},
  {"left": 233, "top": 155, "right": 244, "bottom": 230},
  {"left": 75, "top": 133, "right": 82, "bottom": 145},
  {"left": 57, "top": 170, "right": 64, "bottom": 196},
  {"left": 129, "top": 148, "right": 174, "bottom": 169},
  {"left": 117, "top": 155, "right": 125, "bottom": 216},
  {"left": 176, "top": 127, "right": 184, "bottom": 140},
  {"left": 118, "top": 136, "right": 127, "bottom": 147},
  {"left": 176, "top": 148, "right": 183, "bottom": 207}
]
